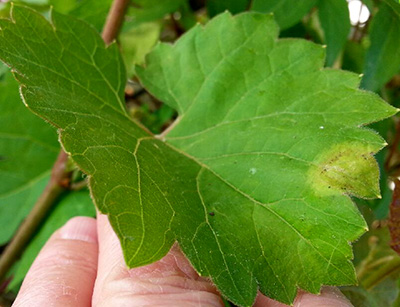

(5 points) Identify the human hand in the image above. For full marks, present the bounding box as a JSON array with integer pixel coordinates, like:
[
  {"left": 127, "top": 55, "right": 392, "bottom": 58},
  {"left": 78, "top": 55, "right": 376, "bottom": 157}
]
[{"left": 13, "top": 215, "right": 353, "bottom": 306}]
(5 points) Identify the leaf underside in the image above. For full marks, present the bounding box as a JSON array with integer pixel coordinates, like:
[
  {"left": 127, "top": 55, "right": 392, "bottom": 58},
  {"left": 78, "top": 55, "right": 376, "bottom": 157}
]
[{"left": 0, "top": 6, "right": 397, "bottom": 306}]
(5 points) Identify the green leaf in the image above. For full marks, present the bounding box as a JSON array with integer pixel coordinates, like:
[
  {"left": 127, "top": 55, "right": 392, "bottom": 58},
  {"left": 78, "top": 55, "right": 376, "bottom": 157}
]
[
  {"left": 120, "top": 22, "right": 161, "bottom": 77},
  {"left": 0, "top": 6, "right": 397, "bottom": 306},
  {"left": 49, "top": 0, "right": 76, "bottom": 14},
  {"left": 0, "top": 72, "right": 58, "bottom": 245},
  {"left": 251, "top": 0, "right": 317, "bottom": 30},
  {"left": 343, "top": 218, "right": 400, "bottom": 306},
  {"left": 126, "top": 0, "right": 186, "bottom": 27},
  {"left": 8, "top": 190, "right": 95, "bottom": 291},
  {"left": 206, "top": 0, "right": 250, "bottom": 17},
  {"left": 68, "top": 0, "right": 113, "bottom": 32},
  {"left": 317, "top": 0, "right": 351, "bottom": 66},
  {"left": 383, "top": 0, "right": 400, "bottom": 16},
  {"left": 342, "top": 278, "right": 400, "bottom": 307},
  {"left": 361, "top": 3, "right": 400, "bottom": 91},
  {"left": 363, "top": 0, "right": 375, "bottom": 12},
  {"left": 342, "top": 41, "right": 366, "bottom": 74}
]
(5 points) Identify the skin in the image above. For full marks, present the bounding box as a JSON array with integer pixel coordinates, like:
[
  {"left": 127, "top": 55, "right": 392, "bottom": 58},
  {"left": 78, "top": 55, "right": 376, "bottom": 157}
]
[{"left": 13, "top": 215, "right": 353, "bottom": 307}]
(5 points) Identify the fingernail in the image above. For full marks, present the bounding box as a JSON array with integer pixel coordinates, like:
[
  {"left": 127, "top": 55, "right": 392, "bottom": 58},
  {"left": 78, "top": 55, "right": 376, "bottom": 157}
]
[{"left": 59, "top": 217, "right": 97, "bottom": 243}]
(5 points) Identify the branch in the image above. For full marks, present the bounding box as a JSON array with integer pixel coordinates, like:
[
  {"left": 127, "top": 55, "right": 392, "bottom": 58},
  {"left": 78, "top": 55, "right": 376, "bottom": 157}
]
[
  {"left": 0, "top": 0, "right": 130, "bottom": 283},
  {"left": 102, "top": 0, "right": 130, "bottom": 45}
]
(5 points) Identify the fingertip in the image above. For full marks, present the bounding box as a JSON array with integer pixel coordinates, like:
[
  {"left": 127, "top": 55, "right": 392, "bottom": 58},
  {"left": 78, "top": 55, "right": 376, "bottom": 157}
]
[
  {"left": 295, "top": 287, "right": 352, "bottom": 307},
  {"left": 58, "top": 216, "right": 97, "bottom": 243},
  {"left": 254, "top": 286, "right": 352, "bottom": 307}
]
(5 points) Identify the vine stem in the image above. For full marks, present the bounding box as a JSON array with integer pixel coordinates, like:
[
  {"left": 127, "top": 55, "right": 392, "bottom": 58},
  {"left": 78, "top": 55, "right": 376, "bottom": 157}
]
[
  {"left": 101, "top": 0, "right": 130, "bottom": 45},
  {"left": 0, "top": 0, "right": 130, "bottom": 283}
]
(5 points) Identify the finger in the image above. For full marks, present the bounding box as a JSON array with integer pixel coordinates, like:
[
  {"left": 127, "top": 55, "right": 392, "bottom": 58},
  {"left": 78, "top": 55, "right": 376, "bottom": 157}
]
[
  {"left": 13, "top": 217, "right": 98, "bottom": 307},
  {"left": 254, "top": 286, "right": 352, "bottom": 307},
  {"left": 93, "top": 214, "right": 223, "bottom": 306}
]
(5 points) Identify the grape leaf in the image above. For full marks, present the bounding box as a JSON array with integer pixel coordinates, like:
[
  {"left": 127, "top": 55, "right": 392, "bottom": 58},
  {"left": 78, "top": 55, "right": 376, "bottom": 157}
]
[
  {"left": 251, "top": 0, "right": 317, "bottom": 30},
  {"left": 361, "top": 2, "right": 400, "bottom": 91},
  {"left": 0, "top": 6, "right": 397, "bottom": 306},
  {"left": 8, "top": 190, "right": 95, "bottom": 291},
  {"left": 0, "top": 71, "right": 58, "bottom": 245}
]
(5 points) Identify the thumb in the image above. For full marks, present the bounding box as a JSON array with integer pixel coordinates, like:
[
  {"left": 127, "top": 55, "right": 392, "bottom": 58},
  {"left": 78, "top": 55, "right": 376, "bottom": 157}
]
[
  {"left": 92, "top": 214, "right": 223, "bottom": 306},
  {"left": 254, "top": 286, "right": 353, "bottom": 307}
]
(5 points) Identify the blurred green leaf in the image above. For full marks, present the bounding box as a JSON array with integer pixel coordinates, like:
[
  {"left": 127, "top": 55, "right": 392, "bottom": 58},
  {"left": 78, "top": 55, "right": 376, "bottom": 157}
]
[
  {"left": 362, "top": 3, "right": 400, "bottom": 91},
  {"left": 318, "top": 0, "right": 350, "bottom": 66},
  {"left": 126, "top": 0, "right": 186, "bottom": 27},
  {"left": 136, "top": 103, "right": 176, "bottom": 134},
  {"left": 367, "top": 119, "right": 395, "bottom": 219},
  {"left": 120, "top": 22, "right": 161, "bottom": 77},
  {"left": 8, "top": 190, "right": 95, "bottom": 291},
  {"left": 0, "top": 73, "right": 59, "bottom": 245},
  {"left": 49, "top": 0, "right": 76, "bottom": 14},
  {"left": 279, "top": 22, "right": 307, "bottom": 38},
  {"left": 251, "top": 0, "right": 317, "bottom": 30},
  {"left": 344, "top": 220, "right": 400, "bottom": 307},
  {"left": 177, "top": 1, "right": 197, "bottom": 30},
  {"left": 342, "top": 41, "right": 366, "bottom": 74},
  {"left": 383, "top": 0, "right": 400, "bottom": 16},
  {"left": 206, "top": 0, "right": 250, "bottom": 17},
  {"left": 342, "top": 278, "right": 400, "bottom": 307},
  {"left": 363, "top": 0, "right": 375, "bottom": 12},
  {"left": 69, "top": 0, "right": 113, "bottom": 32}
]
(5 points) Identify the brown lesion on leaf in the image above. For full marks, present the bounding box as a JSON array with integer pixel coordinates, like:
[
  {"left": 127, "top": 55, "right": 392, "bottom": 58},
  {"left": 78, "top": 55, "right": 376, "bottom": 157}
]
[{"left": 309, "top": 142, "right": 381, "bottom": 199}]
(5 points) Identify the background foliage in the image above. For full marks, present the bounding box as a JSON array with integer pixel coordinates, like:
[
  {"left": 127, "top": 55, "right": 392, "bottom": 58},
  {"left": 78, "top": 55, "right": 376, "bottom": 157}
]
[{"left": 1, "top": 0, "right": 400, "bottom": 306}]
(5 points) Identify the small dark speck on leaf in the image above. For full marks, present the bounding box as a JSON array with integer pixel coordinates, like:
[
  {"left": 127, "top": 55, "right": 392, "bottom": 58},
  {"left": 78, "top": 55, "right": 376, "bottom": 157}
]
[{"left": 209, "top": 212, "right": 215, "bottom": 216}]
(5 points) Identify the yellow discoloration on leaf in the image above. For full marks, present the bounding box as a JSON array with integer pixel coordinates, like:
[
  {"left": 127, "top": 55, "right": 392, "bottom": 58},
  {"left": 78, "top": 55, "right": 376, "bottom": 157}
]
[{"left": 310, "top": 143, "right": 381, "bottom": 199}]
